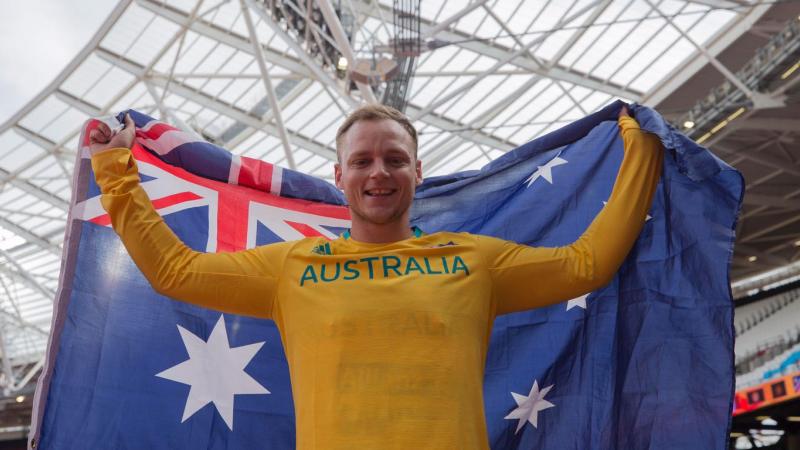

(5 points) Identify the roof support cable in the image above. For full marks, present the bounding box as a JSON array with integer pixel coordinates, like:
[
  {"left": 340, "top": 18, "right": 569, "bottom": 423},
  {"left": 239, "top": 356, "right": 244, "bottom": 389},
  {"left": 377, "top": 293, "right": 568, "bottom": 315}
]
[{"left": 239, "top": 0, "right": 297, "bottom": 169}]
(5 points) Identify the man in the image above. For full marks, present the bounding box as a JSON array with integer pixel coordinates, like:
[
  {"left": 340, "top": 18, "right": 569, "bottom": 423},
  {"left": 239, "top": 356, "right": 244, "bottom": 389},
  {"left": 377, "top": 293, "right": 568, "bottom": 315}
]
[{"left": 88, "top": 103, "right": 662, "bottom": 449}]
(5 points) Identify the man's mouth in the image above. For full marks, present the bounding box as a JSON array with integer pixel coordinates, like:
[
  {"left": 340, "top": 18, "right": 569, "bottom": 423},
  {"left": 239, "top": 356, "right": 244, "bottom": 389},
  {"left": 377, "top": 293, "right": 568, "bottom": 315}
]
[{"left": 364, "top": 189, "right": 397, "bottom": 197}]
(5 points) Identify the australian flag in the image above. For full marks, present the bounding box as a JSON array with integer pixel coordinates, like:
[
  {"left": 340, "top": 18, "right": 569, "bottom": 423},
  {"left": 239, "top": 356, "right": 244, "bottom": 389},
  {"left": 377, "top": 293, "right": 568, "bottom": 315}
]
[{"left": 30, "top": 101, "right": 741, "bottom": 449}]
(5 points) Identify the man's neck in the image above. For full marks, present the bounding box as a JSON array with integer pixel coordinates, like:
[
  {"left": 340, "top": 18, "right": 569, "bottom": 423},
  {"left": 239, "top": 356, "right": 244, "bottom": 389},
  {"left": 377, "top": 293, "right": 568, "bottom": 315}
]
[{"left": 348, "top": 219, "right": 414, "bottom": 244}]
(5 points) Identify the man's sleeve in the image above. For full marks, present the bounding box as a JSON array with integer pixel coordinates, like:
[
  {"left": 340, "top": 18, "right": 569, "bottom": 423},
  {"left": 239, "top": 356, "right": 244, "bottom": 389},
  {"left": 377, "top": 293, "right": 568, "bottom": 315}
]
[
  {"left": 482, "top": 116, "right": 663, "bottom": 316},
  {"left": 91, "top": 148, "right": 291, "bottom": 319}
]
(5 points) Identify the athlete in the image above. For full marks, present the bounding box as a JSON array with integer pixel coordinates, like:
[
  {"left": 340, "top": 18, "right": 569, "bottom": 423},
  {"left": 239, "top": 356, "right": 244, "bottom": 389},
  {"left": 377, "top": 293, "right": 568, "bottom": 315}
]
[{"left": 88, "top": 103, "right": 662, "bottom": 449}]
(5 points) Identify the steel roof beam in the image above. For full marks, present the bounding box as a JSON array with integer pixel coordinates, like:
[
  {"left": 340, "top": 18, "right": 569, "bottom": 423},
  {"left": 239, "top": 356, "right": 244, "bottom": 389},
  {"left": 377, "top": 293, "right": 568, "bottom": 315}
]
[
  {"left": 0, "top": 0, "right": 132, "bottom": 135},
  {"left": 0, "top": 249, "right": 56, "bottom": 299},
  {"left": 686, "top": 0, "right": 749, "bottom": 8},
  {"left": 9, "top": 356, "right": 44, "bottom": 392},
  {"left": 644, "top": 0, "right": 782, "bottom": 109},
  {"left": 0, "top": 166, "right": 69, "bottom": 212},
  {"left": 734, "top": 243, "right": 791, "bottom": 266},
  {"left": 12, "top": 125, "right": 76, "bottom": 187},
  {"left": 11, "top": 125, "right": 75, "bottom": 157},
  {"left": 547, "top": 0, "right": 613, "bottom": 70},
  {"left": 480, "top": 3, "right": 590, "bottom": 116},
  {"left": 716, "top": 140, "right": 800, "bottom": 179},
  {"left": 741, "top": 193, "right": 800, "bottom": 210},
  {"left": 0, "top": 316, "right": 19, "bottom": 388},
  {"left": 421, "top": 75, "right": 544, "bottom": 170},
  {"left": 729, "top": 118, "right": 800, "bottom": 133},
  {"left": 739, "top": 198, "right": 800, "bottom": 244},
  {"left": 222, "top": 78, "right": 315, "bottom": 148},
  {"left": 405, "top": 105, "right": 514, "bottom": 151},
  {"left": 0, "top": 277, "right": 27, "bottom": 336},
  {"left": 641, "top": 3, "right": 771, "bottom": 106},
  {"left": 109, "top": 5, "right": 513, "bottom": 156},
  {"left": 226, "top": 2, "right": 354, "bottom": 151},
  {"left": 96, "top": 47, "right": 337, "bottom": 159},
  {"left": 135, "top": 0, "right": 311, "bottom": 76},
  {"left": 317, "top": 0, "right": 377, "bottom": 103},
  {"left": 240, "top": 0, "right": 297, "bottom": 169},
  {"left": 140, "top": 0, "right": 512, "bottom": 152},
  {"left": 0, "top": 218, "right": 61, "bottom": 258},
  {"left": 352, "top": 0, "right": 642, "bottom": 101},
  {"left": 414, "top": 69, "right": 529, "bottom": 77},
  {"left": 410, "top": 0, "right": 606, "bottom": 121},
  {"left": 150, "top": 72, "right": 303, "bottom": 80},
  {"left": 739, "top": 150, "right": 800, "bottom": 178},
  {"left": 5, "top": 227, "right": 65, "bottom": 259},
  {"left": 243, "top": 0, "right": 358, "bottom": 108},
  {"left": 0, "top": 301, "right": 47, "bottom": 338},
  {"left": 54, "top": 90, "right": 102, "bottom": 117},
  {"left": 421, "top": 0, "right": 490, "bottom": 39}
]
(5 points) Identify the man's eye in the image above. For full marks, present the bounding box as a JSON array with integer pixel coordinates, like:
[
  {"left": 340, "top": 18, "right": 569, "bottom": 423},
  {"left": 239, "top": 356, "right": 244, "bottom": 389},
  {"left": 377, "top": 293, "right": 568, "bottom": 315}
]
[{"left": 351, "top": 160, "right": 368, "bottom": 167}]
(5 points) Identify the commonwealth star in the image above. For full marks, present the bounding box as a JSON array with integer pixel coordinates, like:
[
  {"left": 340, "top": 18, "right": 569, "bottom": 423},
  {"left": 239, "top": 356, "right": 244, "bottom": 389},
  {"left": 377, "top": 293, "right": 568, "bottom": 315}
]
[{"left": 157, "top": 315, "right": 269, "bottom": 430}]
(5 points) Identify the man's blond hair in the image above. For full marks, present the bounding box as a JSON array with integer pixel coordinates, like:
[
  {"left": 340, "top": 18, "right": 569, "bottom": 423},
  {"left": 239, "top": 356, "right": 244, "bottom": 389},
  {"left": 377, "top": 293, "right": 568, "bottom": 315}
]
[{"left": 335, "top": 104, "right": 418, "bottom": 161}]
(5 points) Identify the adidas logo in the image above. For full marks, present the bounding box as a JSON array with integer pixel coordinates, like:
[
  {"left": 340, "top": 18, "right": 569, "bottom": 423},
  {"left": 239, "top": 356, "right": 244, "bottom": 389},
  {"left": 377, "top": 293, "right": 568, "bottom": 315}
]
[{"left": 311, "top": 243, "right": 332, "bottom": 255}]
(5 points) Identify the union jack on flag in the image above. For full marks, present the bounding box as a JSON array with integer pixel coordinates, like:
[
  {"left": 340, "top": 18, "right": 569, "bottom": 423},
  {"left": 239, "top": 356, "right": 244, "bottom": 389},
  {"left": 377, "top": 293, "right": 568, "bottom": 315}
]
[{"left": 74, "top": 111, "right": 351, "bottom": 253}]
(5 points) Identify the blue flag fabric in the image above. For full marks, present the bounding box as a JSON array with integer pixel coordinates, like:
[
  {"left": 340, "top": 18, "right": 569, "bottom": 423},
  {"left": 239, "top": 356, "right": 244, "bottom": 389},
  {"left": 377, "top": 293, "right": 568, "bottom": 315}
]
[{"left": 31, "top": 101, "right": 741, "bottom": 449}]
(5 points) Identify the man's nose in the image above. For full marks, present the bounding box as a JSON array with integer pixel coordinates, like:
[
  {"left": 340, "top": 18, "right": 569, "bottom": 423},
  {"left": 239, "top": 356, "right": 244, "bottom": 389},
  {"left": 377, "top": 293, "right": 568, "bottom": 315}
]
[{"left": 369, "top": 160, "right": 390, "bottom": 178}]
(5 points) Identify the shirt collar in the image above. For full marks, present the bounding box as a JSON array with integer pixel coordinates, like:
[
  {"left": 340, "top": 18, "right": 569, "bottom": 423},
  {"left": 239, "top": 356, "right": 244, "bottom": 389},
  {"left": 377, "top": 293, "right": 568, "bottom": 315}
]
[{"left": 341, "top": 226, "right": 424, "bottom": 241}]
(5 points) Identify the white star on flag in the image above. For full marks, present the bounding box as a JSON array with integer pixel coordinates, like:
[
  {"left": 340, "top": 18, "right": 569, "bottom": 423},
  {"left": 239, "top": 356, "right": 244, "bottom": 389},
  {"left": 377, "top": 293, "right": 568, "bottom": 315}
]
[
  {"left": 504, "top": 379, "right": 555, "bottom": 433},
  {"left": 157, "top": 315, "right": 269, "bottom": 430},
  {"left": 602, "top": 200, "right": 652, "bottom": 221},
  {"left": 525, "top": 156, "right": 568, "bottom": 187},
  {"left": 566, "top": 293, "right": 588, "bottom": 311}
]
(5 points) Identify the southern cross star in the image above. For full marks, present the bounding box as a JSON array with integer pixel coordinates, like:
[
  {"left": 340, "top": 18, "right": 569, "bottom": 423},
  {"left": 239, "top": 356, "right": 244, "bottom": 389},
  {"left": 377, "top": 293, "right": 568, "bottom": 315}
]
[
  {"left": 156, "top": 315, "right": 269, "bottom": 430},
  {"left": 566, "top": 293, "right": 588, "bottom": 311},
  {"left": 525, "top": 156, "right": 568, "bottom": 187},
  {"left": 504, "top": 379, "right": 555, "bottom": 433}
]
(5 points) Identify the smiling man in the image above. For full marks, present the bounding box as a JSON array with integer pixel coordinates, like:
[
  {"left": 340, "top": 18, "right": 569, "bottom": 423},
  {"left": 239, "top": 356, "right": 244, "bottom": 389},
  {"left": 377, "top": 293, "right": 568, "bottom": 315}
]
[
  {"left": 334, "top": 109, "right": 422, "bottom": 243},
  {"left": 89, "top": 103, "right": 662, "bottom": 449}
]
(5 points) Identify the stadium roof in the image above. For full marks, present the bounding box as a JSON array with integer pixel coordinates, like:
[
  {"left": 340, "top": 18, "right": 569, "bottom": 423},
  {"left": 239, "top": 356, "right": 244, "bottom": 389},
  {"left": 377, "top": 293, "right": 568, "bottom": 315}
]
[{"left": 0, "top": 0, "right": 798, "bottom": 402}]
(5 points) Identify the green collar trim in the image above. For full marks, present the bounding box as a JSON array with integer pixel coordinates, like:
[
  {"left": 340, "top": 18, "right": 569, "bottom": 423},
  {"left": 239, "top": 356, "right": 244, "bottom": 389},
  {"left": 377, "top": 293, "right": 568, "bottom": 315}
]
[{"left": 341, "top": 226, "right": 424, "bottom": 241}]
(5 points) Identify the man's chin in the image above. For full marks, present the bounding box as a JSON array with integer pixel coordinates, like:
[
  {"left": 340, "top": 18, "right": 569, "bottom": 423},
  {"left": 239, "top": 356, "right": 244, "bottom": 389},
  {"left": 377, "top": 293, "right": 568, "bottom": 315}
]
[{"left": 353, "top": 208, "right": 407, "bottom": 226}]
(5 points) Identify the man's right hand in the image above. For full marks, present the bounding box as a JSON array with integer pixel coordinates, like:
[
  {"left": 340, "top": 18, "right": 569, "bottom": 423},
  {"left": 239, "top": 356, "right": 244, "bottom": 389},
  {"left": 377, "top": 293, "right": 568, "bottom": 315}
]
[{"left": 88, "top": 113, "right": 136, "bottom": 156}]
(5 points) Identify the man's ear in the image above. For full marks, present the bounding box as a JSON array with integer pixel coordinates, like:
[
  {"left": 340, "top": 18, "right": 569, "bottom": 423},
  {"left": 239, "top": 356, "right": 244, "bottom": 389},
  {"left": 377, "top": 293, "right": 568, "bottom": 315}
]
[
  {"left": 415, "top": 159, "right": 423, "bottom": 186},
  {"left": 334, "top": 163, "right": 343, "bottom": 190}
]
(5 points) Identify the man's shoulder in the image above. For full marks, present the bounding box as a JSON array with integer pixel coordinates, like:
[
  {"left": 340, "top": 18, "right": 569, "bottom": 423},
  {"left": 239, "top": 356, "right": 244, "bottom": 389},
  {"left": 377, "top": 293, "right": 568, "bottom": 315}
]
[
  {"left": 254, "top": 237, "right": 328, "bottom": 255},
  {"left": 425, "top": 230, "right": 517, "bottom": 250},
  {"left": 425, "top": 230, "right": 474, "bottom": 239},
  {"left": 421, "top": 230, "right": 486, "bottom": 247},
  {"left": 427, "top": 230, "right": 495, "bottom": 240}
]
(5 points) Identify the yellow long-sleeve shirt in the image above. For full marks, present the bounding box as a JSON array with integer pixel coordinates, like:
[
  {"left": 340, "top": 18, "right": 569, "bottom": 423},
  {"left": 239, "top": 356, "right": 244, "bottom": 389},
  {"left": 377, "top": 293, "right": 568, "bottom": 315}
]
[{"left": 91, "top": 116, "right": 662, "bottom": 449}]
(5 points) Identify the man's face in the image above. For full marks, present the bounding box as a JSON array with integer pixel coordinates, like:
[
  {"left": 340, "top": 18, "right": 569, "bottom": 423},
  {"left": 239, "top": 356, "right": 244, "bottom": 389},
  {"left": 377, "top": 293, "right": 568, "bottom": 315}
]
[{"left": 335, "top": 119, "right": 422, "bottom": 227}]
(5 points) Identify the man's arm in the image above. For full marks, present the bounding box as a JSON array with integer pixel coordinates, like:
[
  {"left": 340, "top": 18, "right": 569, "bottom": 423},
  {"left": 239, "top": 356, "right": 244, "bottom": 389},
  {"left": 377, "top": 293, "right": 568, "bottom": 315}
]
[
  {"left": 485, "top": 109, "right": 664, "bottom": 315},
  {"left": 89, "top": 115, "right": 289, "bottom": 319}
]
